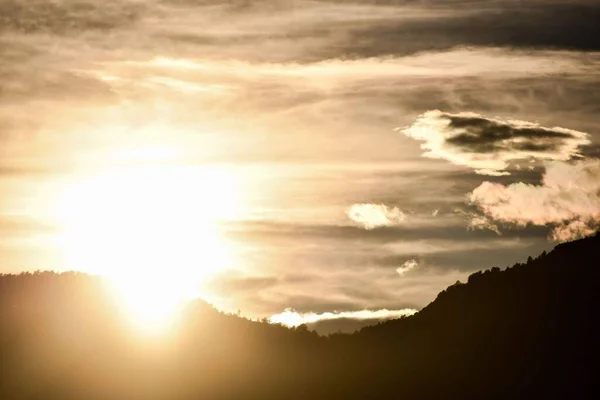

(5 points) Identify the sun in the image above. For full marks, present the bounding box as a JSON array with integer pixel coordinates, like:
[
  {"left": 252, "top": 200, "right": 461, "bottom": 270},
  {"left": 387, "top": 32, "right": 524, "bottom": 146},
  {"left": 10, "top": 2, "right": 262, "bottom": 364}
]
[{"left": 55, "top": 165, "right": 239, "bottom": 332}]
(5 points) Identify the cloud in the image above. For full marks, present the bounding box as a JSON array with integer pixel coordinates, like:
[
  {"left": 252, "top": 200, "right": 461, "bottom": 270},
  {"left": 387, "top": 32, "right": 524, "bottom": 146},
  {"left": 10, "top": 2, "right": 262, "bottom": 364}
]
[
  {"left": 1, "top": 0, "right": 598, "bottom": 324},
  {"left": 0, "top": 0, "right": 143, "bottom": 35},
  {"left": 347, "top": 204, "right": 406, "bottom": 229},
  {"left": 342, "top": 1, "right": 600, "bottom": 59},
  {"left": 396, "top": 259, "right": 418, "bottom": 276},
  {"left": 269, "top": 308, "right": 417, "bottom": 328},
  {"left": 153, "top": 1, "right": 600, "bottom": 62},
  {"left": 400, "top": 110, "right": 590, "bottom": 175},
  {"left": 469, "top": 160, "right": 600, "bottom": 242}
]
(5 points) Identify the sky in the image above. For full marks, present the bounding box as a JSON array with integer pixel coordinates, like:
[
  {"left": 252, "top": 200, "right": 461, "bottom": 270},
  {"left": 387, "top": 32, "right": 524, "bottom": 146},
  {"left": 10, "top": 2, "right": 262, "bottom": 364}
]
[{"left": 1, "top": 0, "right": 599, "bottom": 332}]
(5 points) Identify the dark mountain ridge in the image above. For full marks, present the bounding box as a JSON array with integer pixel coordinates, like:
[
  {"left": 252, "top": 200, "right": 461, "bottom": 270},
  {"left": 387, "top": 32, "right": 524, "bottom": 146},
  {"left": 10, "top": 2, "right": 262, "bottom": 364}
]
[
  {"left": 349, "top": 233, "right": 599, "bottom": 399},
  {"left": 1, "top": 233, "right": 598, "bottom": 399}
]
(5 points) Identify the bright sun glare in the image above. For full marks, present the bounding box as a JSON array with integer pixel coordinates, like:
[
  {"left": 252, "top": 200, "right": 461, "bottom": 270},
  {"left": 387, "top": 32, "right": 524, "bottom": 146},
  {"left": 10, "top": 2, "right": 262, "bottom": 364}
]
[{"left": 55, "top": 165, "right": 238, "bottom": 332}]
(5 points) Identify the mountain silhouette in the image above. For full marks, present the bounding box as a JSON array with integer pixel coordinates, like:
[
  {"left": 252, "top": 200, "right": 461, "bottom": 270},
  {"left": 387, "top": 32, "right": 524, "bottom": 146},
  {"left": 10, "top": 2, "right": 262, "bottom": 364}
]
[{"left": 1, "top": 233, "right": 598, "bottom": 399}]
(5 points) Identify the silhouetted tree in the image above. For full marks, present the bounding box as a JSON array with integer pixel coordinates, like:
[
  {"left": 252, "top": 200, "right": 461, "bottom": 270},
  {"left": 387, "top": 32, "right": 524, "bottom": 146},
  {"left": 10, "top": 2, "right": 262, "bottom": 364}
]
[{"left": 1, "top": 233, "right": 599, "bottom": 399}]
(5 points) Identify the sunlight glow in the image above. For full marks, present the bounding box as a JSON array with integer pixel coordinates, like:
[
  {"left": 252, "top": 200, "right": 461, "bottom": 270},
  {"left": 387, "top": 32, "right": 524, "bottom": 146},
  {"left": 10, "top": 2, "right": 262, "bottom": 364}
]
[{"left": 55, "top": 165, "right": 239, "bottom": 332}]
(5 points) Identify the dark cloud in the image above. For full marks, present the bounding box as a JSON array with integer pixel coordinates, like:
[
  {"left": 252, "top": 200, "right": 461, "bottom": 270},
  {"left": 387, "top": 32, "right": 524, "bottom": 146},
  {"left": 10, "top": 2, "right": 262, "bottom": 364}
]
[
  {"left": 582, "top": 144, "right": 600, "bottom": 159},
  {"left": 2, "top": 1, "right": 598, "bottom": 65},
  {"left": 444, "top": 115, "right": 576, "bottom": 152},
  {"left": 342, "top": 2, "right": 600, "bottom": 59},
  {"left": 151, "top": 1, "right": 600, "bottom": 60},
  {"left": 0, "top": 0, "right": 143, "bottom": 35},
  {"left": 222, "top": 219, "right": 551, "bottom": 244},
  {"left": 401, "top": 110, "right": 590, "bottom": 175}
]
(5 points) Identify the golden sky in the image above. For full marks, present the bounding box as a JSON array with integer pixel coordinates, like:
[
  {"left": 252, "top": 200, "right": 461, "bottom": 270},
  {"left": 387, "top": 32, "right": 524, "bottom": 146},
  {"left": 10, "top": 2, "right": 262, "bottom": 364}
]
[{"left": 1, "top": 0, "right": 599, "bottom": 330}]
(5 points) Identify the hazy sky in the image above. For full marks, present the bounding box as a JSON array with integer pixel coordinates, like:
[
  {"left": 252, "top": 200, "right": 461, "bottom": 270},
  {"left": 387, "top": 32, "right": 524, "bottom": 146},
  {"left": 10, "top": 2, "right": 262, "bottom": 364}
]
[{"left": 1, "top": 0, "right": 599, "bottom": 330}]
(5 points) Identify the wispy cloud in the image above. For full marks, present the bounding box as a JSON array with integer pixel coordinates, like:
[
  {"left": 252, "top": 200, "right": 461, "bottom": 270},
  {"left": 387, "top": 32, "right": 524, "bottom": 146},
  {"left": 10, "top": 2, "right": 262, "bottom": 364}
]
[
  {"left": 400, "top": 110, "right": 590, "bottom": 175},
  {"left": 347, "top": 204, "right": 406, "bottom": 229},
  {"left": 1, "top": 0, "right": 599, "bottom": 323},
  {"left": 396, "top": 259, "right": 418, "bottom": 276},
  {"left": 469, "top": 160, "right": 600, "bottom": 241}
]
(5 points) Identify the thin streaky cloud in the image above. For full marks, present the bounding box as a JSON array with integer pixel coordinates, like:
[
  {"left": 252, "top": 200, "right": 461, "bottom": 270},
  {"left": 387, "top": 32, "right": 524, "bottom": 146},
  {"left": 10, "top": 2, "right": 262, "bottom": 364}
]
[{"left": 269, "top": 308, "right": 417, "bottom": 328}]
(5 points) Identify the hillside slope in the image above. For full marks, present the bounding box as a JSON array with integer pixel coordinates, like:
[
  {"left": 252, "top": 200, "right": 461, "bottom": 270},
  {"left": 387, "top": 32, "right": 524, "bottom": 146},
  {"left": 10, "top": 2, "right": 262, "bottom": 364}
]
[
  {"left": 347, "top": 233, "right": 600, "bottom": 399},
  {"left": 1, "top": 234, "right": 598, "bottom": 399}
]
